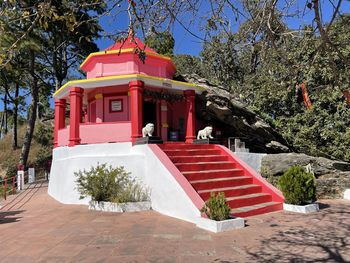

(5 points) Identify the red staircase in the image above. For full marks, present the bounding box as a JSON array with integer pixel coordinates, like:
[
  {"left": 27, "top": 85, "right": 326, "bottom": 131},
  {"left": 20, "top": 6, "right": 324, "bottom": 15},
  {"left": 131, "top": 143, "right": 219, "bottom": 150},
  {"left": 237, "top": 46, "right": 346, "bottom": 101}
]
[{"left": 159, "top": 143, "right": 283, "bottom": 217}]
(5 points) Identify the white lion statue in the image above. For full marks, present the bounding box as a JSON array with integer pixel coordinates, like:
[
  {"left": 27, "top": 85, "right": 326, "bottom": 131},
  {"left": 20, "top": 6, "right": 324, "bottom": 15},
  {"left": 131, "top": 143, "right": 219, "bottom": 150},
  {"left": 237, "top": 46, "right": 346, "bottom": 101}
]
[
  {"left": 142, "top": 123, "right": 154, "bottom": 137},
  {"left": 197, "top": 126, "right": 214, "bottom": 140}
]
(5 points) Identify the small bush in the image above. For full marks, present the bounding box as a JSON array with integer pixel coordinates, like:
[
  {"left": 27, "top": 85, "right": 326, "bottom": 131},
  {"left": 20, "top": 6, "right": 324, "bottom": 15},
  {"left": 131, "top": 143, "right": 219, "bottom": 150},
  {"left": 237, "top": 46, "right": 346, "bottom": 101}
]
[
  {"left": 34, "top": 122, "right": 53, "bottom": 146},
  {"left": 200, "top": 192, "right": 231, "bottom": 221},
  {"left": 0, "top": 185, "right": 4, "bottom": 200},
  {"left": 75, "top": 163, "right": 149, "bottom": 203},
  {"left": 1, "top": 155, "right": 18, "bottom": 178},
  {"left": 0, "top": 183, "right": 17, "bottom": 200},
  {"left": 30, "top": 147, "right": 52, "bottom": 179},
  {"left": 278, "top": 166, "right": 317, "bottom": 205}
]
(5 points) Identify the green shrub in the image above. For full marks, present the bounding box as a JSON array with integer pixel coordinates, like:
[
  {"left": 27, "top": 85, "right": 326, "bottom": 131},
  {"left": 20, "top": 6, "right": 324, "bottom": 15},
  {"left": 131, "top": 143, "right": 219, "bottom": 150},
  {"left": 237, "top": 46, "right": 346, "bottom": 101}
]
[
  {"left": 75, "top": 163, "right": 149, "bottom": 203},
  {"left": 34, "top": 122, "right": 53, "bottom": 146},
  {"left": 34, "top": 147, "right": 52, "bottom": 169},
  {"left": 0, "top": 183, "right": 17, "bottom": 200},
  {"left": 0, "top": 185, "right": 4, "bottom": 200},
  {"left": 200, "top": 192, "right": 231, "bottom": 221},
  {"left": 1, "top": 155, "right": 18, "bottom": 178},
  {"left": 278, "top": 166, "right": 317, "bottom": 205}
]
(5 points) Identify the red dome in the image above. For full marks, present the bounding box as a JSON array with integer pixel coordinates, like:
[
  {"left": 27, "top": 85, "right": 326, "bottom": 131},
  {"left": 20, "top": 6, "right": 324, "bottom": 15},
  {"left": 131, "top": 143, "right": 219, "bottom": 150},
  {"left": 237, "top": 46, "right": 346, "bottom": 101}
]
[{"left": 106, "top": 35, "right": 157, "bottom": 53}]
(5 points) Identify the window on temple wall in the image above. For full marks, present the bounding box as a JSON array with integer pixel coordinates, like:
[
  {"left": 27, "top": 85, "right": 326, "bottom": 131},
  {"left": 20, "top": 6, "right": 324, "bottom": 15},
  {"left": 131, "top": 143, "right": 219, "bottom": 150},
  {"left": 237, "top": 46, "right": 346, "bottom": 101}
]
[
  {"left": 104, "top": 95, "right": 129, "bottom": 122},
  {"left": 109, "top": 99, "right": 123, "bottom": 112}
]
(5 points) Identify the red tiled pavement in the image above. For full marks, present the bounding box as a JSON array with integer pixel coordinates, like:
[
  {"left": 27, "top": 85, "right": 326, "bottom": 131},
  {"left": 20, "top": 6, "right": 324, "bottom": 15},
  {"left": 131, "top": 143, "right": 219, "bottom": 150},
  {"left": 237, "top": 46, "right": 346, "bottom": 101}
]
[{"left": 0, "top": 182, "right": 349, "bottom": 263}]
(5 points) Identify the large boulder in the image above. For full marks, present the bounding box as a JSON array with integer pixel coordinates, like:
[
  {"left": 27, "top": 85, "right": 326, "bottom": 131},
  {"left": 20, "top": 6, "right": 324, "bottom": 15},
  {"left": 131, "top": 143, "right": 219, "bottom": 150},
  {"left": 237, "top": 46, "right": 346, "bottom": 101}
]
[
  {"left": 261, "top": 153, "right": 350, "bottom": 176},
  {"left": 178, "top": 74, "right": 291, "bottom": 153},
  {"left": 261, "top": 153, "right": 350, "bottom": 198}
]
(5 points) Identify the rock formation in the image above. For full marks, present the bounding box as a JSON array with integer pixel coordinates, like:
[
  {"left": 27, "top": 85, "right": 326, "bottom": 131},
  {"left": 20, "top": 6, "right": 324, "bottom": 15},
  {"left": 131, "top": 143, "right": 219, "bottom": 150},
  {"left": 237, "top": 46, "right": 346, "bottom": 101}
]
[
  {"left": 261, "top": 153, "right": 350, "bottom": 198},
  {"left": 178, "top": 74, "right": 291, "bottom": 153}
]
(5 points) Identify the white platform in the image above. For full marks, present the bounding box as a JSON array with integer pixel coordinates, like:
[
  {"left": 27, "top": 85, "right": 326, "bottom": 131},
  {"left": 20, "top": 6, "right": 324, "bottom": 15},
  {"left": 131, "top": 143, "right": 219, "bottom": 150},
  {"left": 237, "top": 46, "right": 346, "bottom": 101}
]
[
  {"left": 48, "top": 143, "right": 201, "bottom": 224},
  {"left": 196, "top": 217, "right": 245, "bottom": 233},
  {"left": 283, "top": 203, "right": 319, "bottom": 213},
  {"left": 89, "top": 201, "right": 151, "bottom": 212},
  {"left": 344, "top": 189, "right": 350, "bottom": 200}
]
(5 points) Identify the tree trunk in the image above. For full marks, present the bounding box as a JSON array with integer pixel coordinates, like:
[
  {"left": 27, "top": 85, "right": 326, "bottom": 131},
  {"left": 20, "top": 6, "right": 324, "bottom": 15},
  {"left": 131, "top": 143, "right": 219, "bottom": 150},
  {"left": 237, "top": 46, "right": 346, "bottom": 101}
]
[
  {"left": 4, "top": 92, "right": 8, "bottom": 134},
  {"left": 0, "top": 111, "right": 4, "bottom": 139},
  {"left": 12, "top": 83, "right": 19, "bottom": 149},
  {"left": 20, "top": 50, "right": 38, "bottom": 167}
]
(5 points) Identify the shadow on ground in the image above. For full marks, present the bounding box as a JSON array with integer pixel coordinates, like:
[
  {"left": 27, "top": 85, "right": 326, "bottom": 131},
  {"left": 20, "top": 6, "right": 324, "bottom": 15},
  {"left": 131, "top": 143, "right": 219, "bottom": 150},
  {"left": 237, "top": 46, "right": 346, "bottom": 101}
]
[
  {"left": 0, "top": 210, "right": 24, "bottom": 224},
  {"left": 246, "top": 204, "right": 350, "bottom": 262}
]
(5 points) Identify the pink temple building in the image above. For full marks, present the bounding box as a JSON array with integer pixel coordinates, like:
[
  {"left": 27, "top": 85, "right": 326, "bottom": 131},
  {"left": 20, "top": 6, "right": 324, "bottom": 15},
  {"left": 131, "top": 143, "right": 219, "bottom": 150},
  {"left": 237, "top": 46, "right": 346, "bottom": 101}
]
[
  {"left": 53, "top": 35, "right": 203, "bottom": 147},
  {"left": 49, "top": 35, "right": 283, "bottom": 230}
]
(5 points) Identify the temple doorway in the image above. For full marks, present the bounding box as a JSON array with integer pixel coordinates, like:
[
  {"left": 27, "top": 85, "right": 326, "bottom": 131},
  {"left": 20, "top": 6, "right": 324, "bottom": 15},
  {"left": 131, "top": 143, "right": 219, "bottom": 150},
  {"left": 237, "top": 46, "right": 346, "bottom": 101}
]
[{"left": 143, "top": 101, "right": 157, "bottom": 136}]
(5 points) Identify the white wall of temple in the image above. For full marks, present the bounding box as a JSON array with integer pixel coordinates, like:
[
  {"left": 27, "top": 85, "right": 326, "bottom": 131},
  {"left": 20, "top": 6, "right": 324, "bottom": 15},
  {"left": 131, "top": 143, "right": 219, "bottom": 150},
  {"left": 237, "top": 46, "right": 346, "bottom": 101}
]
[
  {"left": 131, "top": 145, "right": 201, "bottom": 223},
  {"left": 48, "top": 143, "right": 200, "bottom": 224}
]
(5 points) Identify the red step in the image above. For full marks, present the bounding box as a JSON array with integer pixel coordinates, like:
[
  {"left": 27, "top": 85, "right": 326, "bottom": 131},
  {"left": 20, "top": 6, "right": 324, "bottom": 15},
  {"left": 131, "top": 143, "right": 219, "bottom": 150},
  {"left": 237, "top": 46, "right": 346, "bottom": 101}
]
[
  {"left": 190, "top": 176, "right": 253, "bottom": 191},
  {"left": 164, "top": 149, "right": 222, "bottom": 156},
  {"left": 182, "top": 168, "right": 244, "bottom": 181},
  {"left": 175, "top": 162, "right": 236, "bottom": 172},
  {"left": 162, "top": 144, "right": 216, "bottom": 150},
  {"left": 231, "top": 202, "right": 283, "bottom": 217},
  {"left": 159, "top": 143, "right": 283, "bottom": 218},
  {"left": 226, "top": 193, "right": 272, "bottom": 208},
  {"left": 169, "top": 155, "right": 228, "bottom": 163},
  {"left": 198, "top": 184, "right": 262, "bottom": 200}
]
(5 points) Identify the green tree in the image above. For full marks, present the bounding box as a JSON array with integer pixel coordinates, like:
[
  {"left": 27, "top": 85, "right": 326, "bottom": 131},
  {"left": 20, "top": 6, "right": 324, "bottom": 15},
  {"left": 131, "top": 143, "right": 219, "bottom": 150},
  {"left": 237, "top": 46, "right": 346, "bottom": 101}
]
[
  {"left": 0, "top": 0, "right": 106, "bottom": 167},
  {"left": 145, "top": 30, "right": 175, "bottom": 56}
]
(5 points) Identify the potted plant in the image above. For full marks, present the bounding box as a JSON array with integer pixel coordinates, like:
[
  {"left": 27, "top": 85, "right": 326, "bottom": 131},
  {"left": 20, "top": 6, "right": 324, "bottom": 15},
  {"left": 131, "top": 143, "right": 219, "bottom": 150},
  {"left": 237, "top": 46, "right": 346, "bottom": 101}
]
[
  {"left": 75, "top": 163, "right": 150, "bottom": 212},
  {"left": 196, "top": 192, "right": 244, "bottom": 233},
  {"left": 278, "top": 166, "right": 319, "bottom": 213}
]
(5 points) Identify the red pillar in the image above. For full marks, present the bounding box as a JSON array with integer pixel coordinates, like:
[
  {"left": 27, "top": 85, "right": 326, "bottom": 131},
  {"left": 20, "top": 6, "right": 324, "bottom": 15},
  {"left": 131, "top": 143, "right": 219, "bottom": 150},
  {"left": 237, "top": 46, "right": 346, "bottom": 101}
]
[
  {"left": 53, "top": 99, "right": 66, "bottom": 148},
  {"left": 129, "top": 80, "right": 144, "bottom": 142},
  {"left": 69, "top": 87, "right": 84, "bottom": 147},
  {"left": 184, "top": 90, "right": 196, "bottom": 143},
  {"left": 160, "top": 100, "right": 168, "bottom": 141},
  {"left": 156, "top": 100, "right": 161, "bottom": 137}
]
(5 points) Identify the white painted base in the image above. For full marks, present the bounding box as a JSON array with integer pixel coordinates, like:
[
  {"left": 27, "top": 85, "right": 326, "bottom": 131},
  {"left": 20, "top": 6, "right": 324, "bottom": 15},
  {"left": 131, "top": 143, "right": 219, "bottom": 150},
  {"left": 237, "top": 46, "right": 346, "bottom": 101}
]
[
  {"left": 233, "top": 152, "right": 267, "bottom": 173},
  {"left": 344, "top": 189, "right": 350, "bottom": 200},
  {"left": 196, "top": 217, "right": 245, "bottom": 233},
  {"left": 48, "top": 143, "right": 201, "bottom": 224},
  {"left": 283, "top": 203, "right": 319, "bottom": 213},
  {"left": 89, "top": 201, "right": 151, "bottom": 212}
]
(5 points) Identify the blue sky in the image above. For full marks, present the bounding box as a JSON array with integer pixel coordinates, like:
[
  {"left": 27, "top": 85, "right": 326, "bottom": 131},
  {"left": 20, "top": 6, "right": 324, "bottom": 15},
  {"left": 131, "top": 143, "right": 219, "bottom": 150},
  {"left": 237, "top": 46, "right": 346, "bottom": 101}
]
[
  {"left": 1, "top": 1, "right": 349, "bottom": 112},
  {"left": 95, "top": 0, "right": 350, "bottom": 56}
]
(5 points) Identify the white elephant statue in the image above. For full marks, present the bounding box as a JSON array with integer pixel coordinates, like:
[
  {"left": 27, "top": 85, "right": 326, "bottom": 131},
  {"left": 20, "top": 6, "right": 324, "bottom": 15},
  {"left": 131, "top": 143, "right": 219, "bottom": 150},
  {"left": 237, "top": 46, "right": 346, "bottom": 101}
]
[
  {"left": 142, "top": 123, "right": 154, "bottom": 137},
  {"left": 197, "top": 126, "right": 214, "bottom": 140}
]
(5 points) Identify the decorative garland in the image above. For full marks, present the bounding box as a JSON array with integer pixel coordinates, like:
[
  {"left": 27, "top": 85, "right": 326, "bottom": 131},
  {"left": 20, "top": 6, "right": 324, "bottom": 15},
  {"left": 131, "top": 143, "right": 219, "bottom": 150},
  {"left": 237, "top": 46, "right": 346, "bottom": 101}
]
[{"left": 144, "top": 89, "right": 185, "bottom": 103}]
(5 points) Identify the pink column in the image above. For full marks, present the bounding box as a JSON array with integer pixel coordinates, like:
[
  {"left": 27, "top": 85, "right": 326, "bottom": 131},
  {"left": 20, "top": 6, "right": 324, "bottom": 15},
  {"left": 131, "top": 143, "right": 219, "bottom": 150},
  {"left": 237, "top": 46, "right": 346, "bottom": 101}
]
[
  {"left": 53, "top": 99, "right": 66, "bottom": 148},
  {"left": 129, "top": 80, "right": 144, "bottom": 142},
  {"left": 69, "top": 87, "right": 84, "bottom": 147},
  {"left": 95, "top": 93, "right": 104, "bottom": 123},
  {"left": 184, "top": 90, "right": 196, "bottom": 143}
]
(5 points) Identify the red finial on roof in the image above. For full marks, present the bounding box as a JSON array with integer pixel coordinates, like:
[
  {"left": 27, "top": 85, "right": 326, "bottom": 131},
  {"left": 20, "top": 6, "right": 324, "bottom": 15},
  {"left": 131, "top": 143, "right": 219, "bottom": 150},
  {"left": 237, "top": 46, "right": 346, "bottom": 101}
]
[{"left": 105, "top": 32, "right": 156, "bottom": 53}]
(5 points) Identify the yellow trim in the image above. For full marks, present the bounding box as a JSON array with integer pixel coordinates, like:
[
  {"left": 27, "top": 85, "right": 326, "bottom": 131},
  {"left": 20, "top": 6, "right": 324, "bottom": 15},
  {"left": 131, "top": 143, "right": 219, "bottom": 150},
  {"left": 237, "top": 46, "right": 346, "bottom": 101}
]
[
  {"left": 95, "top": 93, "right": 103, "bottom": 100},
  {"left": 80, "top": 48, "right": 174, "bottom": 69},
  {"left": 53, "top": 74, "right": 204, "bottom": 98}
]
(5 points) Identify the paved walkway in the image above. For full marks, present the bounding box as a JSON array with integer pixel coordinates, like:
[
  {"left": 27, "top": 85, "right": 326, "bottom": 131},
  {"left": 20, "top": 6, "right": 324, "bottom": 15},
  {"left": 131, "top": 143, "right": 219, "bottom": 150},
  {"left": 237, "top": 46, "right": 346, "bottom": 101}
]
[{"left": 0, "top": 183, "right": 349, "bottom": 263}]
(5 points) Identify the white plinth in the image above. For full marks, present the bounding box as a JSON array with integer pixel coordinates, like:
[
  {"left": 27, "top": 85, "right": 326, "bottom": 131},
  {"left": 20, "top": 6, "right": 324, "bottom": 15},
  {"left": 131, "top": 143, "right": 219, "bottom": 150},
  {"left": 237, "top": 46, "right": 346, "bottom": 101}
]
[
  {"left": 344, "top": 189, "right": 350, "bottom": 200},
  {"left": 283, "top": 203, "right": 319, "bottom": 213},
  {"left": 196, "top": 217, "right": 245, "bottom": 233},
  {"left": 89, "top": 201, "right": 151, "bottom": 212},
  {"left": 28, "top": 168, "right": 35, "bottom": 184}
]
